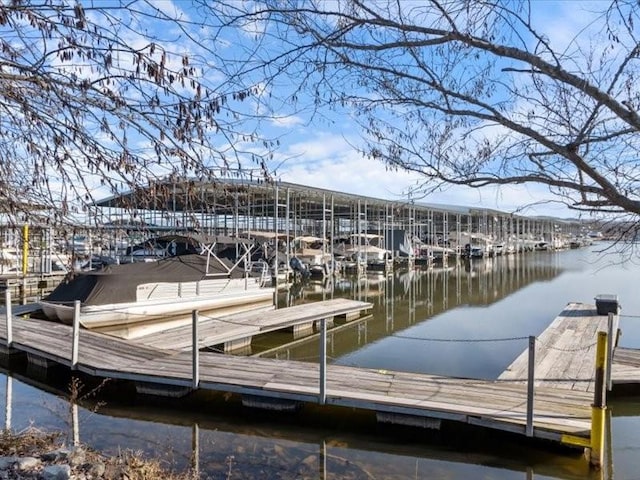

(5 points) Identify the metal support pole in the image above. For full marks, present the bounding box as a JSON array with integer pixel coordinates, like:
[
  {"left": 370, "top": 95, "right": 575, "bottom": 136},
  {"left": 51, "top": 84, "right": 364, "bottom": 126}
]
[
  {"left": 526, "top": 335, "right": 535, "bottom": 437},
  {"left": 590, "top": 331, "right": 608, "bottom": 469},
  {"left": 71, "top": 300, "right": 80, "bottom": 369},
  {"left": 192, "top": 310, "right": 199, "bottom": 389},
  {"left": 319, "top": 318, "right": 327, "bottom": 404},
  {"left": 5, "top": 288, "right": 12, "bottom": 348},
  {"left": 607, "top": 313, "right": 614, "bottom": 391},
  {"left": 274, "top": 184, "right": 279, "bottom": 301}
]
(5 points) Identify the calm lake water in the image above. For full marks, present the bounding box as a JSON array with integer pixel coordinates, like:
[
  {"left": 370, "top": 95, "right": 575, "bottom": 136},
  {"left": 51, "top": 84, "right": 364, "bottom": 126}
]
[{"left": 3, "top": 243, "right": 640, "bottom": 479}]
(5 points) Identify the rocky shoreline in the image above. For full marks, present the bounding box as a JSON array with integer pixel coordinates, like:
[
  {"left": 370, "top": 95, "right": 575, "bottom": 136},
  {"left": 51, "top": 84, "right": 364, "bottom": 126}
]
[
  {"left": 0, "top": 446, "right": 104, "bottom": 480},
  {"left": 0, "top": 429, "right": 193, "bottom": 480}
]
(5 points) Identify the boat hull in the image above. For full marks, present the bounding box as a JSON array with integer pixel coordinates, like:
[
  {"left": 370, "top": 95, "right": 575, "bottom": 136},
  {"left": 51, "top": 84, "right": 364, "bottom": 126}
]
[{"left": 40, "top": 289, "right": 274, "bottom": 339}]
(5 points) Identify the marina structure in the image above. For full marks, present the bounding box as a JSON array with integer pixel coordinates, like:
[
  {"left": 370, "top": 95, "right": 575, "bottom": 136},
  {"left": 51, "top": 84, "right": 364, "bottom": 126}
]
[
  {"left": 1, "top": 175, "right": 599, "bottom": 301},
  {"left": 91, "top": 177, "right": 588, "bottom": 262}
]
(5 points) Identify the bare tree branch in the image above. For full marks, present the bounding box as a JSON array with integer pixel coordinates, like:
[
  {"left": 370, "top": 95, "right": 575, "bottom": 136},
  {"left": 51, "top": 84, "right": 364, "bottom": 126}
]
[{"left": 216, "top": 0, "right": 640, "bottom": 219}]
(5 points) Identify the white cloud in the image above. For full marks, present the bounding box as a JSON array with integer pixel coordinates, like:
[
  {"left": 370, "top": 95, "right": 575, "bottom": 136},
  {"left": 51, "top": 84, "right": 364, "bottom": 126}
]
[
  {"left": 269, "top": 115, "right": 305, "bottom": 128},
  {"left": 275, "top": 132, "right": 574, "bottom": 217}
]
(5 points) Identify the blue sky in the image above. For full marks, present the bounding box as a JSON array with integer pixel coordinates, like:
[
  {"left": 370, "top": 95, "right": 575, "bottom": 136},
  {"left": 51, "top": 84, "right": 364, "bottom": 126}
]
[
  {"left": 209, "top": 0, "right": 610, "bottom": 219},
  {"left": 68, "top": 0, "right": 616, "bottom": 220}
]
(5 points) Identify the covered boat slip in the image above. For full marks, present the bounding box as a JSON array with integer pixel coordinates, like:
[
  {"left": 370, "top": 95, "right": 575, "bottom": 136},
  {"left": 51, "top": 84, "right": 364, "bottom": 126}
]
[{"left": 92, "top": 177, "right": 587, "bottom": 268}]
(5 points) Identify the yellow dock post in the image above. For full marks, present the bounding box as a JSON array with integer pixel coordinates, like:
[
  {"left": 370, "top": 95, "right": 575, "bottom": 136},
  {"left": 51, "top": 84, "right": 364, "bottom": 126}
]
[
  {"left": 591, "top": 331, "right": 608, "bottom": 469},
  {"left": 560, "top": 331, "right": 608, "bottom": 468}
]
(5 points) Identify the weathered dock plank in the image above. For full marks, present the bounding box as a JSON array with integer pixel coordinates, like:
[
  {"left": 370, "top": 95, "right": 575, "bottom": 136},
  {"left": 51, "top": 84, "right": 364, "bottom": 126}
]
[
  {"left": 612, "top": 347, "right": 640, "bottom": 385},
  {"left": 132, "top": 298, "right": 372, "bottom": 351},
  {"left": 0, "top": 300, "right": 616, "bottom": 459},
  {"left": 498, "top": 303, "right": 618, "bottom": 393}
]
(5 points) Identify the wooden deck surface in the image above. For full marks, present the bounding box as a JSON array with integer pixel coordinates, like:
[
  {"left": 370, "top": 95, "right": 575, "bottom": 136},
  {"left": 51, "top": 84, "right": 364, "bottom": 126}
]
[
  {"left": 132, "top": 298, "right": 372, "bottom": 350},
  {"left": 0, "top": 312, "right": 593, "bottom": 444},
  {"left": 498, "top": 303, "right": 618, "bottom": 393},
  {"left": 612, "top": 347, "right": 640, "bottom": 385}
]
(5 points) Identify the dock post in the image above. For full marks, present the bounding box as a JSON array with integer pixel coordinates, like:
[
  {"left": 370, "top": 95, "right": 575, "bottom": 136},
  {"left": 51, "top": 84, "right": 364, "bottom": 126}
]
[
  {"left": 71, "top": 300, "right": 80, "bottom": 370},
  {"left": 319, "top": 318, "right": 327, "bottom": 405},
  {"left": 526, "top": 335, "right": 535, "bottom": 437},
  {"left": 590, "top": 331, "right": 608, "bottom": 469},
  {"left": 4, "top": 288, "right": 12, "bottom": 348},
  {"left": 192, "top": 310, "right": 199, "bottom": 389},
  {"left": 606, "top": 313, "right": 614, "bottom": 391}
]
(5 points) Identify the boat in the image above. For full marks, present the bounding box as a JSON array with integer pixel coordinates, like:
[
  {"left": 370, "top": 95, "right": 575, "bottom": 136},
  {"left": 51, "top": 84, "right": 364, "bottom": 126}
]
[
  {"left": 534, "top": 241, "right": 549, "bottom": 251},
  {"left": 291, "top": 236, "right": 334, "bottom": 278},
  {"left": 39, "top": 236, "right": 275, "bottom": 339},
  {"left": 337, "top": 234, "right": 393, "bottom": 271}
]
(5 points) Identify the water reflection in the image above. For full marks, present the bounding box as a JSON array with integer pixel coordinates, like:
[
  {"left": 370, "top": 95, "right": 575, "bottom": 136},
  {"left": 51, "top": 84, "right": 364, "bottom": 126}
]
[
  {"left": 264, "top": 254, "right": 565, "bottom": 379},
  {"left": 0, "top": 369, "right": 610, "bottom": 480},
  {"left": 284, "top": 254, "right": 563, "bottom": 310}
]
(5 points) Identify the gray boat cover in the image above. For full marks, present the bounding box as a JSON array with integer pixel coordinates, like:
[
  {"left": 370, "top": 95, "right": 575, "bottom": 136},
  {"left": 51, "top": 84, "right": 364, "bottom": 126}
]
[{"left": 44, "top": 254, "right": 249, "bottom": 305}]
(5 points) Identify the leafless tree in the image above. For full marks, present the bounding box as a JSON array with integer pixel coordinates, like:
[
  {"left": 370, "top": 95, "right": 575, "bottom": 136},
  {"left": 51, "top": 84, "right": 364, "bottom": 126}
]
[
  {"left": 0, "top": 1, "right": 274, "bottom": 226},
  {"left": 220, "top": 0, "right": 640, "bottom": 224}
]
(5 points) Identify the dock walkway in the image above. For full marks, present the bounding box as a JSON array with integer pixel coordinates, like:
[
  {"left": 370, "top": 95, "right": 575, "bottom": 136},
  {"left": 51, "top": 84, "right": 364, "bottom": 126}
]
[
  {"left": 0, "top": 300, "right": 625, "bottom": 464},
  {"left": 0, "top": 305, "right": 596, "bottom": 445},
  {"left": 612, "top": 347, "right": 640, "bottom": 386},
  {"left": 498, "top": 302, "right": 618, "bottom": 393},
  {"left": 133, "top": 298, "right": 372, "bottom": 351}
]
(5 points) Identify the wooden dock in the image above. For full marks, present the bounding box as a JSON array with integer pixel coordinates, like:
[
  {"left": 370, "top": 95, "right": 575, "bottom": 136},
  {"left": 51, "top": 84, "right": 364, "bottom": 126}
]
[
  {"left": 0, "top": 299, "right": 631, "bottom": 467},
  {"left": 0, "top": 313, "right": 593, "bottom": 439},
  {"left": 133, "top": 298, "right": 372, "bottom": 352},
  {"left": 497, "top": 301, "right": 640, "bottom": 393},
  {"left": 499, "top": 302, "right": 619, "bottom": 393},
  {"left": 612, "top": 347, "right": 640, "bottom": 387}
]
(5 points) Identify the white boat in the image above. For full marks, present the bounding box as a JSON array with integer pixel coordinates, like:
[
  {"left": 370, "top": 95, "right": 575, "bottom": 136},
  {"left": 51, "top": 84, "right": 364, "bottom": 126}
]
[
  {"left": 429, "top": 245, "right": 456, "bottom": 261},
  {"left": 337, "top": 234, "right": 392, "bottom": 270},
  {"left": 291, "top": 236, "right": 334, "bottom": 278},
  {"left": 39, "top": 239, "right": 275, "bottom": 339},
  {"left": 534, "top": 241, "right": 549, "bottom": 251}
]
